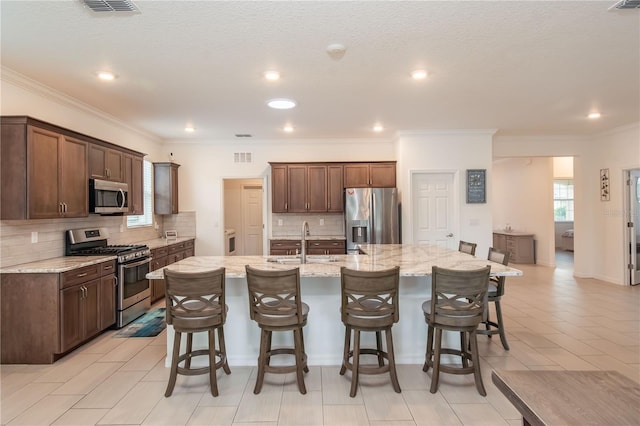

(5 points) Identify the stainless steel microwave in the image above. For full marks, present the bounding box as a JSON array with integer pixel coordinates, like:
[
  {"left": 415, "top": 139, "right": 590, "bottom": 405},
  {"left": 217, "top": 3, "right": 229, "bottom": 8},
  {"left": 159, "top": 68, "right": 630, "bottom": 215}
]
[{"left": 89, "top": 179, "right": 129, "bottom": 214}]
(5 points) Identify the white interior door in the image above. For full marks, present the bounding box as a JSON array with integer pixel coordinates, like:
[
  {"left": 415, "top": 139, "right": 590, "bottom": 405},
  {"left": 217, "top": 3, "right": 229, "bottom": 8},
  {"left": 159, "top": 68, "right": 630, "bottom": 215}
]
[
  {"left": 412, "top": 172, "right": 456, "bottom": 249},
  {"left": 242, "top": 185, "right": 263, "bottom": 255},
  {"left": 629, "top": 170, "right": 640, "bottom": 285}
]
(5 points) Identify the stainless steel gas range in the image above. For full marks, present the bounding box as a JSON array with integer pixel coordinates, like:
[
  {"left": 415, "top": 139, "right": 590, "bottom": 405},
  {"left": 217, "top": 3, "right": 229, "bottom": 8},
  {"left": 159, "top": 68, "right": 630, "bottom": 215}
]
[{"left": 66, "top": 228, "right": 151, "bottom": 328}]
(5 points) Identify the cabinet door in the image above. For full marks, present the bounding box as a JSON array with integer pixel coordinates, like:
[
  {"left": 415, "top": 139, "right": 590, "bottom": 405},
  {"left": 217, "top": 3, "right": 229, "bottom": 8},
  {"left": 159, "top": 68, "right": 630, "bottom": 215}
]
[
  {"left": 99, "top": 274, "right": 116, "bottom": 329},
  {"left": 271, "top": 164, "right": 288, "bottom": 213},
  {"left": 60, "top": 136, "right": 88, "bottom": 217},
  {"left": 27, "top": 126, "right": 62, "bottom": 218},
  {"left": 90, "top": 144, "right": 123, "bottom": 181},
  {"left": 83, "top": 279, "right": 101, "bottom": 339},
  {"left": 154, "top": 162, "right": 179, "bottom": 215},
  {"left": 327, "top": 165, "right": 344, "bottom": 212},
  {"left": 288, "top": 165, "right": 308, "bottom": 212},
  {"left": 170, "top": 164, "right": 179, "bottom": 213},
  {"left": 370, "top": 163, "right": 396, "bottom": 188},
  {"left": 106, "top": 149, "right": 123, "bottom": 182},
  {"left": 124, "top": 154, "right": 144, "bottom": 215},
  {"left": 60, "top": 285, "right": 83, "bottom": 351},
  {"left": 343, "top": 164, "right": 370, "bottom": 188},
  {"left": 307, "top": 165, "right": 328, "bottom": 212},
  {"left": 493, "top": 233, "right": 507, "bottom": 251}
]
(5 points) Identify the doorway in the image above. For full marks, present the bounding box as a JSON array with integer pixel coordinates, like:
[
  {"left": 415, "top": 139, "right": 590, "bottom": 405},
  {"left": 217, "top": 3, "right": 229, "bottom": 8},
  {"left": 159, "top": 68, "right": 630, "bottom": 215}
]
[
  {"left": 223, "top": 178, "right": 264, "bottom": 255},
  {"left": 411, "top": 171, "right": 458, "bottom": 249},
  {"left": 627, "top": 169, "right": 640, "bottom": 285}
]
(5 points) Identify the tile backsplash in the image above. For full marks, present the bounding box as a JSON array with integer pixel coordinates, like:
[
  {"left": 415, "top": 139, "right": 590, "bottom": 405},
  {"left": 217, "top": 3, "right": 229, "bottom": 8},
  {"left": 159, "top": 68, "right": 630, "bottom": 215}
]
[
  {"left": 0, "top": 211, "right": 196, "bottom": 268},
  {"left": 271, "top": 213, "right": 345, "bottom": 238}
]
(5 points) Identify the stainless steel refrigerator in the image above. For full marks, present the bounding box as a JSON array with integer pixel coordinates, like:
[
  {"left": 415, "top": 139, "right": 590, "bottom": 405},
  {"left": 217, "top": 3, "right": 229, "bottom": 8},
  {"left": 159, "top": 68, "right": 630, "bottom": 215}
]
[{"left": 345, "top": 187, "right": 400, "bottom": 252}]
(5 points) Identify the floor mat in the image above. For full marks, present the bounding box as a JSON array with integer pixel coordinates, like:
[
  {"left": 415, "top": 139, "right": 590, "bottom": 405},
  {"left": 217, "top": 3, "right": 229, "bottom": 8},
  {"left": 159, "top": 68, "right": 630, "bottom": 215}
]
[{"left": 114, "top": 308, "right": 166, "bottom": 337}]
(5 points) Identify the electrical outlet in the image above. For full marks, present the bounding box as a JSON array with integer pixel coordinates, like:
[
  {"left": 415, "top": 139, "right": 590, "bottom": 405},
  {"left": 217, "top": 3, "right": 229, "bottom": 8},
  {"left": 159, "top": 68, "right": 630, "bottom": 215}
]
[
  {"left": 154, "top": 222, "right": 159, "bottom": 230},
  {"left": 31, "top": 232, "right": 38, "bottom": 243},
  {"left": 319, "top": 218, "right": 325, "bottom": 226},
  {"left": 119, "top": 224, "right": 124, "bottom": 233},
  {"left": 278, "top": 219, "right": 283, "bottom": 226}
]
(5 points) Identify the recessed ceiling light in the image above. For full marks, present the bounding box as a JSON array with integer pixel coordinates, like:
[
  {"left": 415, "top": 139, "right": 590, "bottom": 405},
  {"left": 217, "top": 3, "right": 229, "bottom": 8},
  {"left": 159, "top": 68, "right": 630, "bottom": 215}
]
[
  {"left": 588, "top": 112, "right": 602, "bottom": 119},
  {"left": 264, "top": 70, "right": 280, "bottom": 81},
  {"left": 283, "top": 124, "right": 294, "bottom": 133},
  {"left": 184, "top": 126, "right": 195, "bottom": 133},
  {"left": 373, "top": 123, "right": 384, "bottom": 132},
  {"left": 411, "top": 70, "right": 427, "bottom": 80},
  {"left": 96, "top": 71, "right": 117, "bottom": 81},
  {"left": 267, "top": 98, "right": 296, "bottom": 109}
]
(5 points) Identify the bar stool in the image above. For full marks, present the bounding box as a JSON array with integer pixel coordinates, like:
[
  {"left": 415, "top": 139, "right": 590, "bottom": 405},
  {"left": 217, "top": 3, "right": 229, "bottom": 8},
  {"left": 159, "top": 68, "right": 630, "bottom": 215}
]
[
  {"left": 164, "top": 268, "right": 231, "bottom": 397},
  {"left": 423, "top": 265, "right": 490, "bottom": 395},
  {"left": 478, "top": 247, "right": 511, "bottom": 350},
  {"left": 339, "top": 266, "right": 401, "bottom": 397},
  {"left": 245, "top": 265, "right": 309, "bottom": 394},
  {"left": 458, "top": 240, "right": 477, "bottom": 256}
]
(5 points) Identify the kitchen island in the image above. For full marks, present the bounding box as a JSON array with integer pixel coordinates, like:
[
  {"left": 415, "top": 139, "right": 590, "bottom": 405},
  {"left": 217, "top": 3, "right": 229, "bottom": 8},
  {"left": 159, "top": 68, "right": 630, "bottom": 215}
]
[{"left": 147, "top": 244, "right": 522, "bottom": 366}]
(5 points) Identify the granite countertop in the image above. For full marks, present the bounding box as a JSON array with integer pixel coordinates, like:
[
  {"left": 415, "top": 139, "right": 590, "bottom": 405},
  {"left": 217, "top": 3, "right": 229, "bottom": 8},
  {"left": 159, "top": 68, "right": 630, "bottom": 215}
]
[
  {"left": 0, "top": 236, "right": 196, "bottom": 274},
  {"left": 493, "top": 230, "right": 535, "bottom": 237},
  {"left": 271, "top": 236, "right": 346, "bottom": 241},
  {"left": 147, "top": 243, "right": 523, "bottom": 279}
]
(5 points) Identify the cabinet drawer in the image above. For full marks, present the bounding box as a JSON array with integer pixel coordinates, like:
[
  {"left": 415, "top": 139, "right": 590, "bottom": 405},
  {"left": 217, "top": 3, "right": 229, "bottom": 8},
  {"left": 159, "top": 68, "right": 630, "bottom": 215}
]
[
  {"left": 168, "top": 242, "right": 186, "bottom": 254},
  {"left": 61, "top": 264, "right": 101, "bottom": 288},
  {"left": 100, "top": 260, "right": 116, "bottom": 276},
  {"left": 270, "top": 240, "right": 302, "bottom": 249},
  {"left": 307, "top": 240, "right": 346, "bottom": 249},
  {"left": 152, "top": 247, "right": 169, "bottom": 258}
]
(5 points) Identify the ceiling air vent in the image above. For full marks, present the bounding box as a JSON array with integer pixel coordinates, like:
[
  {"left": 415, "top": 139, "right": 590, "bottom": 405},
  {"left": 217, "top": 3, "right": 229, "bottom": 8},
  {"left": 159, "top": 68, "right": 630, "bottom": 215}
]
[
  {"left": 234, "top": 153, "right": 252, "bottom": 163},
  {"left": 610, "top": 0, "right": 640, "bottom": 9},
  {"left": 81, "top": 0, "right": 140, "bottom": 13}
]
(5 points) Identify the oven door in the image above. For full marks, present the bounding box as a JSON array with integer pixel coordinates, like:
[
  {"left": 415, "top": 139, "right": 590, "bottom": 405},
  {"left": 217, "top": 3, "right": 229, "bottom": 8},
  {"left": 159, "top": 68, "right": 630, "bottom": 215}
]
[{"left": 118, "top": 257, "right": 151, "bottom": 311}]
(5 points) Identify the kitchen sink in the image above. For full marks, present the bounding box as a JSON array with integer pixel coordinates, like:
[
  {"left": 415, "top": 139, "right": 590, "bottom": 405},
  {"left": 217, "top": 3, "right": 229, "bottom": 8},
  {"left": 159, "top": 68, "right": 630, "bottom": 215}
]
[{"left": 266, "top": 255, "right": 339, "bottom": 264}]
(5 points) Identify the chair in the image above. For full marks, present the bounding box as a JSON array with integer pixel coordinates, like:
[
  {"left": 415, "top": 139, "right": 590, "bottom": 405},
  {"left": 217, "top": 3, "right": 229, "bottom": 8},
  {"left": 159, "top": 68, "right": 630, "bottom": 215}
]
[
  {"left": 423, "top": 265, "right": 491, "bottom": 396},
  {"left": 458, "top": 240, "right": 477, "bottom": 256},
  {"left": 164, "top": 268, "right": 231, "bottom": 397},
  {"left": 339, "top": 266, "right": 401, "bottom": 397},
  {"left": 477, "top": 247, "right": 511, "bottom": 350},
  {"left": 245, "top": 265, "right": 309, "bottom": 394}
]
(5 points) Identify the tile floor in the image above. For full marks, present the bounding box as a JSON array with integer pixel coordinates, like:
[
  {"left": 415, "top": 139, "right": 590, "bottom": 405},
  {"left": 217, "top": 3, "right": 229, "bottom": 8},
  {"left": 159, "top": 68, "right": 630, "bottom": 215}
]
[{"left": 2, "top": 252, "right": 639, "bottom": 425}]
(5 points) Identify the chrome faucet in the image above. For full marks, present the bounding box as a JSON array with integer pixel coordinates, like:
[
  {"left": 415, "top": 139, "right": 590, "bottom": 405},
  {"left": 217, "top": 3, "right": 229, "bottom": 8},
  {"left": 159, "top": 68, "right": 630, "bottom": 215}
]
[{"left": 301, "top": 221, "right": 310, "bottom": 263}]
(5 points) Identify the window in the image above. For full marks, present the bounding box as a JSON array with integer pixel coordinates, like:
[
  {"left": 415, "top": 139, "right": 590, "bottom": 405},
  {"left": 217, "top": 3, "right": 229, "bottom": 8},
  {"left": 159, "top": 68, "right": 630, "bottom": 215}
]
[
  {"left": 554, "top": 179, "right": 574, "bottom": 221},
  {"left": 127, "top": 160, "right": 153, "bottom": 227}
]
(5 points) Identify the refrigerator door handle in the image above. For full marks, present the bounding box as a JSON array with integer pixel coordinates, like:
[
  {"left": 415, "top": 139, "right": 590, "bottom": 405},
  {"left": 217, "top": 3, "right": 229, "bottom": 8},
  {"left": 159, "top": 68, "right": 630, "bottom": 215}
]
[{"left": 371, "top": 191, "right": 376, "bottom": 243}]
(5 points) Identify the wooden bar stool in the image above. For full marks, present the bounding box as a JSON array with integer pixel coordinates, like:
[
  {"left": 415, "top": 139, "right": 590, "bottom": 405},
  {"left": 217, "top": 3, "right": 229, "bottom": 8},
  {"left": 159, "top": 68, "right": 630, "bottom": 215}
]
[
  {"left": 339, "top": 266, "right": 401, "bottom": 397},
  {"left": 164, "top": 268, "right": 231, "bottom": 397},
  {"left": 423, "top": 265, "right": 490, "bottom": 396},
  {"left": 245, "top": 265, "right": 309, "bottom": 394},
  {"left": 458, "top": 240, "right": 477, "bottom": 256},
  {"left": 478, "top": 247, "right": 511, "bottom": 350}
]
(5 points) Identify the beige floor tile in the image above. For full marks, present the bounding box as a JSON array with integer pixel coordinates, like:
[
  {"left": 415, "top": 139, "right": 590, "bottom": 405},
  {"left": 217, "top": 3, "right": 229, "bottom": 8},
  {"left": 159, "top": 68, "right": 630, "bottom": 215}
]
[
  {"left": 542, "top": 321, "right": 602, "bottom": 340},
  {"left": 369, "top": 421, "right": 417, "bottom": 426},
  {"left": 361, "top": 386, "right": 412, "bottom": 421},
  {"left": 580, "top": 355, "right": 640, "bottom": 383},
  {"left": 120, "top": 344, "right": 167, "bottom": 371},
  {"left": 278, "top": 390, "right": 323, "bottom": 425},
  {"left": 505, "top": 341, "right": 557, "bottom": 367},
  {"left": 321, "top": 366, "right": 364, "bottom": 405},
  {"left": 1, "top": 382, "right": 62, "bottom": 424},
  {"left": 98, "top": 338, "right": 154, "bottom": 363},
  {"left": 432, "top": 374, "right": 487, "bottom": 405},
  {"left": 1, "top": 370, "right": 51, "bottom": 398},
  {"left": 582, "top": 339, "right": 640, "bottom": 363},
  {"left": 7, "top": 394, "right": 82, "bottom": 426},
  {"left": 141, "top": 358, "right": 171, "bottom": 382},
  {"left": 97, "top": 381, "right": 166, "bottom": 424},
  {"left": 187, "top": 406, "right": 237, "bottom": 425},
  {"left": 230, "top": 423, "right": 277, "bottom": 426},
  {"left": 535, "top": 348, "right": 600, "bottom": 370},
  {"left": 282, "top": 365, "right": 322, "bottom": 392},
  {"left": 542, "top": 333, "right": 604, "bottom": 356},
  {"left": 482, "top": 356, "right": 528, "bottom": 371},
  {"left": 51, "top": 362, "right": 123, "bottom": 395},
  {"left": 395, "top": 364, "right": 430, "bottom": 390},
  {"left": 323, "top": 405, "right": 369, "bottom": 426},
  {"left": 78, "top": 332, "right": 126, "bottom": 355},
  {"left": 509, "top": 331, "right": 558, "bottom": 349},
  {"left": 34, "top": 354, "right": 103, "bottom": 383},
  {"left": 51, "top": 408, "right": 109, "bottom": 426},
  {"left": 450, "top": 403, "right": 509, "bottom": 426},
  {"left": 74, "top": 371, "right": 147, "bottom": 409},
  {"left": 233, "top": 382, "right": 283, "bottom": 423},
  {"left": 142, "top": 392, "right": 202, "bottom": 425},
  {"left": 402, "top": 390, "right": 462, "bottom": 426},
  {"left": 198, "top": 366, "right": 253, "bottom": 407}
]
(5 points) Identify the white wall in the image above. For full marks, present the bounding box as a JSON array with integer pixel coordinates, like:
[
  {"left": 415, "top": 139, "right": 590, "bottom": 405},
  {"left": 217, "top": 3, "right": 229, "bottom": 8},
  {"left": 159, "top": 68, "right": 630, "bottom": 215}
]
[
  {"left": 492, "top": 158, "right": 555, "bottom": 266},
  {"left": 395, "top": 131, "right": 495, "bottom": 255}
]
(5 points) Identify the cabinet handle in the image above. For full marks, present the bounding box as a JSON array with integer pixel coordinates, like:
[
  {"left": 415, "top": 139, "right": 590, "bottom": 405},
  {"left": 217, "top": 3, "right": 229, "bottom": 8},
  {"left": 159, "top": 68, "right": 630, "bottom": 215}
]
[
  {"left": 64, "top": 202, "right": 68, "bottom": 213},
  {"left": 104, "top": 265, "right": 113, "bottom": 270},
  {"left": 76, "top": 272, "right": 88, "bottom": 278},
  {"left": 285, "top": 203, "right": 288, "bottom": 210}
]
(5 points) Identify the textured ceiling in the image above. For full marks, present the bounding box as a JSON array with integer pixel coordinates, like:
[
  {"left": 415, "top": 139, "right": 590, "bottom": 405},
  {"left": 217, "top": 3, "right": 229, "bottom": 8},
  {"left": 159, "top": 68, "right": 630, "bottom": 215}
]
[{"left": 1, "top": 1, "right": 638, "bottom": 140}]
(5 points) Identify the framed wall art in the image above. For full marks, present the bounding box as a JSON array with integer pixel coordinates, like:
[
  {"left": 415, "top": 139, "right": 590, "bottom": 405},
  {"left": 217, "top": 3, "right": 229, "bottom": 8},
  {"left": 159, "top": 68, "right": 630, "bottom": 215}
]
[
  {"left": 600, "top": 168, "right": 610, "bottom": 201},
  {"left": 466, "top": 169, "right": 486, "bottom": 204}
]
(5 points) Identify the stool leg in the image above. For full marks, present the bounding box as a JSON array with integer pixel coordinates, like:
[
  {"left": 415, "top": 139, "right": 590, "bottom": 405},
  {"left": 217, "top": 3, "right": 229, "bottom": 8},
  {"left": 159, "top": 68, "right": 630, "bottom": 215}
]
[
  {"left": 495, "top": 300, "right": 509, "bottom": 350},
  {"left": 430, "top": 327, "right": 443, "bottom": 394},
  {"left": 423, "top": 324, "right": 434, "bottom": 372},
  {"left": 385, "top": 328, "right": 401, "bottom": 393},
  {"left": 350, "top": 329, "right": 361, "bottom": 397},
  {"left": 340, "top": 325, "right": 351, "bottom": 376},
  {"left": 376, "top": 331, "right": 384, "bottom": 367},
  {"left": 299, "top": 327, "right": 309, "bottom": 373},
  {"left": 254, "top": 328, "right": 269, "bottom": 394},
  {"left": 185, "top": 332, "right": 193, "bottom": 369},
  {"left": 265, "top": 329, "right": 273, "bottom": 366},
  {"left": 165, "top": 330, "right": 182, "bottom": 397},
  {"left": 208, "top": 329, "right": 219, "bottom": 397},
  {"left": 217, "top": 326, "right": 231, "bottom": 374},
  {"left": 293, "top": 328, "right": 307, "bottom": 394},
  {"left": 460, "top": 332, "right": 469, "bottom": 368},
  {"left": 469, "top": 331, "right": 486, "bottom": 396}
]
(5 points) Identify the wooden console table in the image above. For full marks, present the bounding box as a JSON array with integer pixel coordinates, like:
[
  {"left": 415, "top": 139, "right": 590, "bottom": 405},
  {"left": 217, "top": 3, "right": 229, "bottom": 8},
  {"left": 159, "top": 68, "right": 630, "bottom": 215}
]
[{"left": 492, "top": 370, "right": 640, "bottom": 426}]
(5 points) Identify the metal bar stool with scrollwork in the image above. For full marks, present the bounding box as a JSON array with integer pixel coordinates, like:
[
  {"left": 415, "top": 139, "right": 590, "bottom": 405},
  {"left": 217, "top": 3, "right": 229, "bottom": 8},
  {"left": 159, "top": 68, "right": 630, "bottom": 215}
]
[
  {"left": 339, "top": 266, "right": 401, "bottom": 397},
  {"left": 423, "top": 265, "right": 491, "bottom": 396},
  {"left": 245, "top": 265, "right": 309, "bottom": 394},
  {"left": 163, "top": 267, "right": 231, "bottom": 397}
]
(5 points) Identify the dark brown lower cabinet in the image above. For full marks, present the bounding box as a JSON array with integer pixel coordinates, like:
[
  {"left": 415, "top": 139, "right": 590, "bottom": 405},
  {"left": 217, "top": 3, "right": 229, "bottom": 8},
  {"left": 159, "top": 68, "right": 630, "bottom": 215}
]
[{"left": 150, "top": 239, "right": 195, "bottom": 303}]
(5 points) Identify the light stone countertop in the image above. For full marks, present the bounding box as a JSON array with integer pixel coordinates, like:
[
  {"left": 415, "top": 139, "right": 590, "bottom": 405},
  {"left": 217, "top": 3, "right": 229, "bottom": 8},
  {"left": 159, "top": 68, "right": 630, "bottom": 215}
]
[
  {"left": 492, "top": 230, "right": 535, "bottom": 237},
  {"left": 141, "top": 237, "right": 195, "bottom": 250},
  {"left": 147, "top": 243, "right": 523, "bottom": 279}
]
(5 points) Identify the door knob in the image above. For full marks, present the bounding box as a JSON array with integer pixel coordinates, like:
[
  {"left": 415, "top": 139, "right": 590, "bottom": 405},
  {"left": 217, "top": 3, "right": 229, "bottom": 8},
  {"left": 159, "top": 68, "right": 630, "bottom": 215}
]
[{"left": 446, "top": 233, "right": 454, "bottom": 237}]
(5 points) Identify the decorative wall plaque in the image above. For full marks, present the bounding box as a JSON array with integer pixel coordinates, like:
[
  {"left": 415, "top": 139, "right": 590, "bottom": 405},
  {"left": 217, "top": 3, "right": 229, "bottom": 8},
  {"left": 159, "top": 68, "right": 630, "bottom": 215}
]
[
  {"left": 600, "top": 168, "right": 610, "bottom": 201},
  {"left": 466, "top": 169, "right": 486, "bottom": 204}
]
